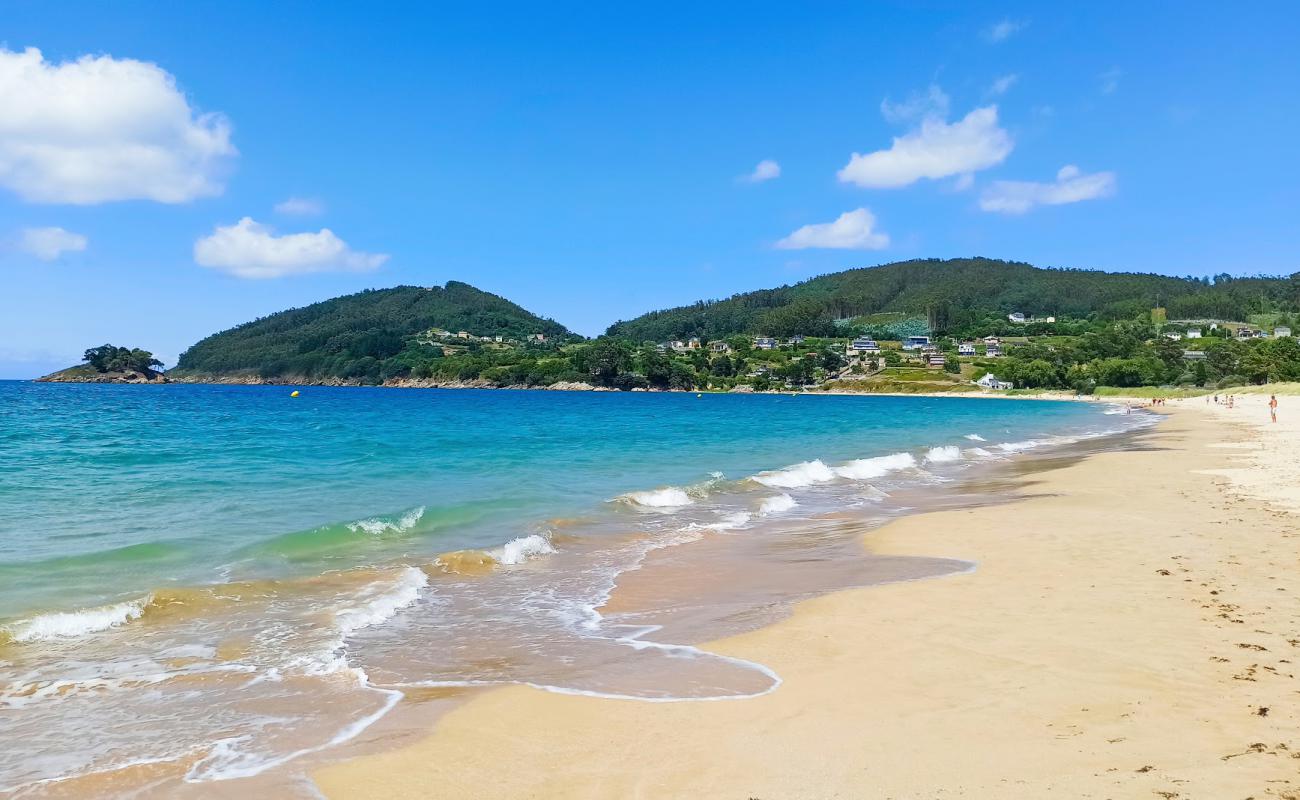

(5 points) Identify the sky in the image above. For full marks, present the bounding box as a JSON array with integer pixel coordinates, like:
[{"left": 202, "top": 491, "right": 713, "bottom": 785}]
[{"left": 1, "top": 1, "right": 1298, "bottom": 378}]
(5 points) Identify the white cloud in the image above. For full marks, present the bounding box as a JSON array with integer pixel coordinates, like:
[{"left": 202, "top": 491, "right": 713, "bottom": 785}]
[
  {"left": 983, "top": 19, "right": 1026, "bottom": 43},
  {"left": 742, "top": 159, "right": 781, "bottom": 183},
  {"left": 838, "top": 105, "right": 1013, "bottom": 189},
  {"left": 775, "top": 208, "right": 889, "bottom": 250},
  {"left": 951, "top": 173, "right": 975, "bottom": 192},
  {"left": 194, "top": 217, "right": 388, "bottom": 279},
  {"left": 1099, "top": 67, "right": 1123, "bottom": 95},
  {"left": 16, "top": 226, "right": 88, "bottom": 261},
  {"left": 979, "top": 165, "right": 1117, "bottom": 214},
  {"left": 990, "top": 73, "right": 1019, "bottom": 95},
  {"left": 274, "top": 196, "right": 325, "bottom": 215},
  {"left": 880, "top": 85, "right": 949, "bottom": 124},
  {"left": 0, "top": 47, "right": 235, "bottom": 204}
]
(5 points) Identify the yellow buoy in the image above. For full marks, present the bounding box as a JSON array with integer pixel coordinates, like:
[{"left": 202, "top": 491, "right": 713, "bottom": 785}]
[{"left": 290, "top": 390, "right": 300, "bottom": 397}]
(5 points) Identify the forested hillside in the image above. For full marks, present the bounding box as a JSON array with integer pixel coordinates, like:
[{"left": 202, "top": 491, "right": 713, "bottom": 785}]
[
  {"left": 606, "top": 258, "right": 1300, "bottom": 341},
  {"left": 173, "top": 282, "right": 571, "bottom": 379}
]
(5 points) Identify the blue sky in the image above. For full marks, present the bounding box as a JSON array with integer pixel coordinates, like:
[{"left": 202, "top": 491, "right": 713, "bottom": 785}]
[{"left": 1, "top": 1, "right": 1298, "bottom": 377}]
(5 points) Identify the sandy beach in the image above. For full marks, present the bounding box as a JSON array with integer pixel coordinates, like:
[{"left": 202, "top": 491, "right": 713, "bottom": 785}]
[{"left": 312, "top": 391, "right": 1300, "bottom": 800}]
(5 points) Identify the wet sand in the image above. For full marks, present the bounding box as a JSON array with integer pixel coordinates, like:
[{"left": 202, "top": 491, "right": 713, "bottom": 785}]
[{"left": 314, "top": 395, "right": 1300, "bottom": 799}]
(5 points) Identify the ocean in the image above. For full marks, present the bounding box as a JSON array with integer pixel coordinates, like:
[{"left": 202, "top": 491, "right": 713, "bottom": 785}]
[{"left": 0, "top": 382, "right": 1155, "bottom": 793}]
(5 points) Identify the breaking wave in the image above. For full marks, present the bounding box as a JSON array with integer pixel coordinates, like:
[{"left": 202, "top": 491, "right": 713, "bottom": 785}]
[
  {"left": 618, "top": 487, "right": 695, "bottom": 508},
  {"left": 346, "top": 506, "right": 426, "bottom": 536},
  {"left": 834, "top": 452, "right": 917, "bottom": 480},
  {"left": 964, "top": 433, "right": 987, "bottom": 441},
  {"left": 1, "top": 597, "right": 151, "bottom": 644},
  {"left": 924, "top": 446, "right": 963, "bottom": 463},
  {"left": 758, "top": 494, "right": 798, "bottom": 516},
  {"left": 752, "top": 460, "right": 836, "bottom": 488},
  {"left": 491, "top": 534, "right": 556, "bottom": 565},
  {"left": 334, "top": 567, "right": 428, "bottom": 640}
]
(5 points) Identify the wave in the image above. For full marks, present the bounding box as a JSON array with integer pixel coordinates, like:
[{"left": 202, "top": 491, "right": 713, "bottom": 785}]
[
  {"left": 964, "top": 433, "right": 987, "bottom": 441},
  {"left": 752, "top": 459, "right": 836, "bottom": 488},
  {"left": 834, "top": 452, "right": 917, "bottom": 480},
  {"left": 491, "top": 534, "right": 556, "bottom": 565},
  {"left": 758, "top": 494, "right": 797, "bottom": 516},
  {"left": 346, "top": 506, "right": 426, "bottom": 536},
  {"left": 924, "top": 445, "right": 963, "bottom": 463},
  {"left": 967, "top": 447, "right": 994, "bottom": 459},
  {"left": 335, "top": 567, "right": 428, "bottom": 639},
  {"left": 1, "top": 596, "right": 150, "bottom": 644},
  {"left": 618, "top": 487, "right": 696, "bottom": 508},
  {"left": 996, "top": 439, "right": 1043, "bottom": 453}
]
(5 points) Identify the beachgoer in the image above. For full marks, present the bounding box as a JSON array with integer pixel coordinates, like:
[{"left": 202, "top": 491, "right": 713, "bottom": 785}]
[{"left": 1269, "top": 394, "right": 1278, "bottom": 423}]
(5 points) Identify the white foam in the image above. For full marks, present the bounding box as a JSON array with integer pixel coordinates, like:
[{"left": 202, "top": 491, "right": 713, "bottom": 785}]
[
  {"left": 997, "top": 439, "right": 1042, "bottom": 453},
  {"left": 967, "top": 447, "right": 994, "bottom": 459},
  {"left": 834, "top": 452, "right": 917, "bottom": 480},
  {"left": 753, "top": 459, "right": 836, "bottom": 488},
  {"left": 335, "top": 567, "right": 428, "bottom": 639},
  {"left": 620, "top": 487, "right": 695, "bottom": 508},
  {"left": 346, "top": 506, "right": 425, "bottom": 535},
  {"left": 924, "top": 445, "right": 963, "bottom": 463},
  {"left": 2, "top": 597, "right": 150, "bottom": 643},
  {"left": 964, "top": 433, "right": 987, "bottom": 441},
  {"left": 758, "top": 493, "right": 798, "bottom": 516},
  {"left": 491, "top": 534, "right": 556, "bottom": 565}
]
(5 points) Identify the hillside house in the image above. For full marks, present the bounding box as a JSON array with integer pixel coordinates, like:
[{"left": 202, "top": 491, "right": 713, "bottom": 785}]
[
  {"left": 848, "top": 337, "right": 880, "bottom": 353},
  {"left": 1185, "top": 329, "right": 1202, "bottom": 339},
  {"left": 709, "top": 341, "right": 732, "bottom": 353},
  {"left": 1008, "top": 312, "right": 1026, "bottom": 323},
  {"left": 985, "top": 343, "right": 1003, "bottom": 357},
  {"left": 754, "top": 337, "right": 777, "bottom": 350},
  {"left": 1276, "top": 326, "right": 1293, "bottom": 338},
  {"left": 957, "top": 342, "right": 976, "bottom": 356},
  {"left": 902, "top": 335, "right": 931, "bottom": 351},
  {"left": 926, "top": 352, "right": 946, "bottom": 368},
  {"left": 976, "top": 373, "right": 1013, "bottom": 390},
  {"left": 787, "top": 335, "right": 805, "bottom": 345}
]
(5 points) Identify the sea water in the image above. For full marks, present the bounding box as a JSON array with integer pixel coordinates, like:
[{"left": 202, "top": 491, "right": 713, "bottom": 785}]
[{"left": 0, "top": 382, "right": 1155, "bottom": 792}]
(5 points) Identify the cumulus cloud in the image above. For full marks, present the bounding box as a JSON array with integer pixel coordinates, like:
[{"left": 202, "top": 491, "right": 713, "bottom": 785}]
[
  {"left": 979, "top": 165, "right": 1117, "bottom": 214},
  {"left": 0, "top": 47, "right": 235, "bottom": 204},
  {"left": 775, "top": 208, "right": 889, "bottom": 250},
  {"left": 990, "top": 73, "right": 1019, "bottom": 95},
  {"left": 194, "top": 217, "right": 388, "bottom": 279},
  {"left": 17, "top": 226, "right": 87, "bottom": 260},
  {"left": 838, "top": 105, "right": 1013, "bottom": 189},
  {"left": 274, "top": 196, "right": 324, "bottom": 215},
  {"left": 741, "top": 159, "right": 781, "bottom": 183},
  {"left": 983, "top": 19, "right": 1026, "bottom": 43}
]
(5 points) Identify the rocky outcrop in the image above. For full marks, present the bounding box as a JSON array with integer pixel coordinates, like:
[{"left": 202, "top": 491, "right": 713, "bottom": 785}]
[{"left": 36, "top": 366, "right": 168, "bottom": 384}]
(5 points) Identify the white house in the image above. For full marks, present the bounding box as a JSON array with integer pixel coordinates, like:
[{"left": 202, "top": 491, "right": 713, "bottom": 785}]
[
  {"left": 1276, "top": 326, "right": 1293, "bottom": 338},
  {"left": 754, "top": 337, "right": 777, "bottom": 350},
  {"left": 709, "top": 340, "right": 732, "bottom": 353},
  {"left": 787, "top": 335, "right": 805, "bottom": 345},
  {"left": 982, "top": 335, "right": 1001, "bottom": 345},
  {"left": 849, "top": 337, "right": 880, "bottom": 353},
  {"left": 985, "top": 343, "right": 1003, "bottom": 357},
  {"left": 902, "top": 335, "right": 931, "bottom": 351},
  {"left": 670, "top": 340, "right": 688, "bottom": 352},
  {"left": 456, "top": 331, "right": 472, "bottom": 339},
  {"left": 1008, "top": 312, "right": 1026, "bottom": 324},
  {"left": 926, "top": 352, "right": 946, "bottom": 367},
  {"left": 957, "top": 342, "right": 976, "bottom": 356},
  {"left": 1185, "top": 329, "right": 1202, "bottom": 339},
  {"left": 687, "top": 337, "right": 701, "bottom": 350},
  {"left": 1164, "top": 332, "right": 1183, "bottom": 341},
  {"left": 976, "top": 373, "right": 1013, "bottom": 390}
]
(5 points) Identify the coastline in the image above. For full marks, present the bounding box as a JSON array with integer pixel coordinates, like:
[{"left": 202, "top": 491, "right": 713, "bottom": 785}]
[{"left": 314, "top": 394, "right": 1300, "bottom": 799}]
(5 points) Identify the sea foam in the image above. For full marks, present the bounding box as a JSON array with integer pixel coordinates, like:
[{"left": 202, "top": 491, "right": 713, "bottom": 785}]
[
  {"left": 758, "top": 494, "right": 797, "bottom": 516},
  {"left": 2, "top": 597, "right": 151, "bottom": 643},
  {"left": 335, "top": 567, "right": 428, "bottom": 639},
  {"left": 834, "top": 452, "right": 917, "bottom": 480},
  {"left": 619, "top": 487, "right": 695, "bottom": 508},
  {"left": 924, "top": 445, "right": 963, "bottom": 463},
  {"left": 346, "top": 506, "right": 426, "bottom": 535},
  {"left": 491, "top": 534, "right": 557, "bottom": 565},
  {"left": 964, "top": 433, "right": 987, "bottom": 441},
  {"left": 752, "top": 460, "right": 837, "bottom": 488}
]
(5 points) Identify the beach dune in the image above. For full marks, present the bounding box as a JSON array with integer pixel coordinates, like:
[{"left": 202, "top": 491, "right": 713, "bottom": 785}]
[{"left": 316, "top": 395, "right": 1300, "bottom": 799}]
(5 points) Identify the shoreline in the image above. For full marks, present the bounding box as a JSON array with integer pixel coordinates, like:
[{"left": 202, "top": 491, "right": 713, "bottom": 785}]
[{"left": 314, "top": 393, "right": 1300, "bottom": 799}]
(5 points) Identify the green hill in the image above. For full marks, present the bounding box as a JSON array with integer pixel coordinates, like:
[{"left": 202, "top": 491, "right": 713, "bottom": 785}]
[
  {"left": 173, "top": 282, "right": 572, "bottom": 381},
  {"left": 606, "top": 258, "right": 1298, "bottom": 341}
]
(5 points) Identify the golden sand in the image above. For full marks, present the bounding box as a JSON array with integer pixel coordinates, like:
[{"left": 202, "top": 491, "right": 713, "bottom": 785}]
[{"left": 314, "top": 394, "right": 1299, "bottom": 799}]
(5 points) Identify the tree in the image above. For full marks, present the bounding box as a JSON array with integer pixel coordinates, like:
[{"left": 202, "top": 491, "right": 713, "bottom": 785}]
[{"left": 83, "top": 344, "right": 163, "bottom": 373}]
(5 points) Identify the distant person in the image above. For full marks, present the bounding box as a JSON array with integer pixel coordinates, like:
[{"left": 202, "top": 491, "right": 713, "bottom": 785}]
[{"left": 1269, "top": 394, "right": 1278, "bottom": 423}]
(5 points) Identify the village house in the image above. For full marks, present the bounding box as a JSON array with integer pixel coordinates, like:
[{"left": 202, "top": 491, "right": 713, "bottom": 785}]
[
  {"left": 1182, "top": 350, "right": 1207, "bottom": 361},
  {"left": 902, "top": 335, "right": 931, "bottom": 351},
  {"left": 848, "top": 337, "right": 880, "bottom": 353},
  {"left": 1007, "top": 312, "right": 1026, "bottom": 323},
  {"left": 709, "top": 340, "right": 731, "bottom": 353},
  {"left": 985, "top": 343, "right": 1003, "bottom": 357},
  {"left": 687, "top": 337, "right": 702, "bottom": 350},
  {"left": 1276, "top": 326, "right": 1293, "bottom": 338},
  {"left": 753, "top": 337, "right": 777, "bottom": 350},
  {"left": 787, "top": 335, "right": 805, "bottom": 346},
  {"left": 456, "top": 331, "right": 472, "bottom": 339},
  {"left": 982, "top": 335, "right": 1000, "bottom": 345},
  {"left": 976, "top": 373, "right": 1013, "bottom": 390},
  {"left": 1185, "top": 329, "right": 1202, "bottom": 339},
  {"left": 531, "top": 333, "right": 547, "bottom": 343},
  {"left": 670, "top": 340, "right": 688, "bottom": 352},
  {"left": 1164, "top": 332, "right": 1183, "bottom": 341},
  {"left": 926, "top": 352, "right": 946, "bottom": 368},
  {"left": 957, "top": 342, "right": 976, "bottom": 356}
]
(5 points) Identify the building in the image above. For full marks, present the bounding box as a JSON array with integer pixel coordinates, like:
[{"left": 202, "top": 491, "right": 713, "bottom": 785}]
[
  {"left": 456, "top": 331, "right": 472, "bottom": 339},
  {"left": 848, "top": 337, "right": 880, "bottom": 353},
  {"left": 531, "top": 333, "right": 547, "bottom": 342},
  {"left": 670, "top": 340, "right": 688, "bottom": 352},
  {"left": 1182, "top": 350, "right": 1207, "bottom": 361},
  {"left": 687, "top": 337, "right": 701, "bottom": 350},
  {"left": 957, "top": 342, "right": 976, "bottom": 356},
  {"left": 985, "top": 343, "right": 1003, "bottom": 357},
  {"left": 982, "top": 335, "right": 1001, "bottom": 345},
  {"left": 494, "top": 336, "right": 504, "bottom": 343},
  {"left": 787, "top": 335, "right": 805, "bottom": 346},
  {"left": 902, "top": 335, "right": 931, "bottom": 351},
  {"left": 709, "top": 341, "right": 731, "bottom": 353},
  {"left": 1185, "top": 329, "right": 1202, "bottom": 339},
  {"left": 926, "top": 352, "right": 946, "bottom": 368},
  {"left": 1276, "top": 326, "right": 1293, "bottom": 338},
  {"left": 1008, "top": 312, "right": 1026, "bottom": 324},
  {"left": 976, "top": 373, "right": 1013, "bottom": 390},
  {"left": 754, "top": 337, "right": 777, "bottom": 350},
  {"left": 1164, "top": 332, "right": 1183, "bottom": 341}
]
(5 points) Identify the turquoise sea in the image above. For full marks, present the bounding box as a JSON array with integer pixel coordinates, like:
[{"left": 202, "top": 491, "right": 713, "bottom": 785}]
[{"left": 0, "top": 382, "right": 1154, "bottom": 793}]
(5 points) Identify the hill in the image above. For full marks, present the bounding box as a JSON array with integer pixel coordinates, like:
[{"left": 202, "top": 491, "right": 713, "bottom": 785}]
[
  {"left": 172, "top": 282, "right": 573, "bottom": 382},
  {"left": 606, "top": 258, "right": 1298, "bottom": 341}
]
